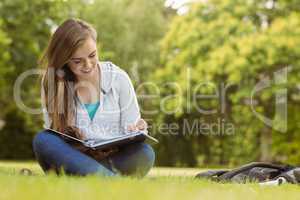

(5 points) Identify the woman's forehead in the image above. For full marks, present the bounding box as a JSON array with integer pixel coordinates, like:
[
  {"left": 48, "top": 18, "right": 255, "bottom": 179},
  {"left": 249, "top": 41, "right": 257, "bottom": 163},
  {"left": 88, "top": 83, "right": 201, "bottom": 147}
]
[{"left": 72, "top": 37, "right": 97, "bottom": 59}]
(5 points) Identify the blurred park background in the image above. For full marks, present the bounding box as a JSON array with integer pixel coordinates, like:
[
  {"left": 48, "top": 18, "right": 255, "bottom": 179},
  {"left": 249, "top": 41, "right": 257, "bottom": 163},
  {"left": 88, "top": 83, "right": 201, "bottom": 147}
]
[{"left": 0, "top": 0, "right": 299, "bottom": 168}]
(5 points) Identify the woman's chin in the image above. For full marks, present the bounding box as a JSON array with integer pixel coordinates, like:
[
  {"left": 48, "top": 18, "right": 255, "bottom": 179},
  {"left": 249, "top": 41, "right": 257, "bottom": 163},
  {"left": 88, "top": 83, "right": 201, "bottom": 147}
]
[
  {"left": 78, "top": 73, "right": 93, "bottom": 80},
  {"left": 78, "top": 69, "right": 96, "bottom": 79}
]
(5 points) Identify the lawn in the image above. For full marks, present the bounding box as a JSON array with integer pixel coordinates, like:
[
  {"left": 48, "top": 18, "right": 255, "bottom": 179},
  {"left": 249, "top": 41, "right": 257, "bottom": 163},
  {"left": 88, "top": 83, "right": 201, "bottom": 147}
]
[{"left": 0, "top": 161, "right": 300, "bottom": 200}]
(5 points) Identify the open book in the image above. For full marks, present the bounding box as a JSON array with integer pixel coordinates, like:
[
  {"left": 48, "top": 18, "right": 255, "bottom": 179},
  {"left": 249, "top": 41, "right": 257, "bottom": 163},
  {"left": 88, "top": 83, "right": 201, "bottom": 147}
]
[{"left": 46, "top": 128, "right": 158, "bottom": 150}]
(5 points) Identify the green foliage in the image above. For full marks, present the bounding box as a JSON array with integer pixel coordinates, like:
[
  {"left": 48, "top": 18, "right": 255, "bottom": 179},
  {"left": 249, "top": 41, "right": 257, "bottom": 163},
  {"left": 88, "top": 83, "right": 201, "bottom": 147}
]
[
  {"left": 76, "top": 0, "right": 167, "bottom": 82},
  {"left": 155, "top": 0, "right": 300, "bottom": 166},
  {"left": 0, "top": 107, "right": 36, "bottom": 159},
  {"left": 0, "top": 0, "right": 74, "bottom": 159},
  {"left": 0, "top": 18, "right": 12, "bottom": 111}
]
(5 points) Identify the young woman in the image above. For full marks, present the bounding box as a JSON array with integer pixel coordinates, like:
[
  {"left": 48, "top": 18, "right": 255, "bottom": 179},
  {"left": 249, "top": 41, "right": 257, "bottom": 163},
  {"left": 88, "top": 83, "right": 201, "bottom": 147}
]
[{"left": 32, "top": 19, "right": 155, "bottom": 177}]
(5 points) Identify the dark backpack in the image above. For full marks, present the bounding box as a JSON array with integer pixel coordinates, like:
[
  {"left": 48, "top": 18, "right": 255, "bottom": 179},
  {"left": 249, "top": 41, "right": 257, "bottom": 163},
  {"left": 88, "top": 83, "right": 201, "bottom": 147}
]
[{"left": 195, "top": 162, "right": 300, "bottom": 184}]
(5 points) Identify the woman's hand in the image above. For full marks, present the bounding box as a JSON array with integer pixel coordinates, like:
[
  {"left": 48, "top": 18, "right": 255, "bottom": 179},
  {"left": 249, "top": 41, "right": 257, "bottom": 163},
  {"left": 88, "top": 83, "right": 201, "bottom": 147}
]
[{"left": 127, "top": 118, "right": 148, "bottom": 132}]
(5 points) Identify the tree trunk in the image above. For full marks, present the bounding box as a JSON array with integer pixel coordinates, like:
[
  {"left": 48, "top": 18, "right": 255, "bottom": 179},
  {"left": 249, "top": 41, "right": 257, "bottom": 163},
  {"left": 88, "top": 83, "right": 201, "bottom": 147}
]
[{"left": 260, "top": 126, "right": 272, "bottom": 162}]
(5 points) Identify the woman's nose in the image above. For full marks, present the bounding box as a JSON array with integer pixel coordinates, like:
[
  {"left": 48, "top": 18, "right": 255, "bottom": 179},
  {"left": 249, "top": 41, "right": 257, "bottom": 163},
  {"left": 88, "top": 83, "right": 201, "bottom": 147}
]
[{"left": 83, "top": 58, "right": 93, "bottom": 68}]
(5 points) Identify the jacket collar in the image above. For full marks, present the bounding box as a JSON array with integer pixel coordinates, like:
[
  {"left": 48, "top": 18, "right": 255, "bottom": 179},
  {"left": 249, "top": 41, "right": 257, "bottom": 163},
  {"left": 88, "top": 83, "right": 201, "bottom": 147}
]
[{"left": 98, "top": 61, "right": 114, "bottom": 94}]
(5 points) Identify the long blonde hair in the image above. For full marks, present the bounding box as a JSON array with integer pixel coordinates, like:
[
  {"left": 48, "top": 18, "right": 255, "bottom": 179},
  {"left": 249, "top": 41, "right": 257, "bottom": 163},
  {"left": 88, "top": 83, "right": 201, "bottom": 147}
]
[{"left": 39, "top": 18, "right": 97, "bottom": 132}]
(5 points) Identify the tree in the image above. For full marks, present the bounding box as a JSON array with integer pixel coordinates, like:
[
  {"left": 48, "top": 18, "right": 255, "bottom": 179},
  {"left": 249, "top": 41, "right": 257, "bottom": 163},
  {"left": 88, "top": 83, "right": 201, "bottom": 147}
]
[
  {"left": 0, "top": 18, "right": 11, "bottom": 114},
  {"left": 154, "top": 0, "right": 300, "bottom": 166},
  {"left": 0, "top": 0, "right": 71, "bottom": 159}
]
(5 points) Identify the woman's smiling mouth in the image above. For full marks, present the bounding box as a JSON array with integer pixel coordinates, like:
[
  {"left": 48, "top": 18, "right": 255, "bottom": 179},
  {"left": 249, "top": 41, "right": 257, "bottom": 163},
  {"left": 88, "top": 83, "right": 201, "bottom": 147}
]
[{"left": 81, "top": 68, "right": 93, "bottom": 73}]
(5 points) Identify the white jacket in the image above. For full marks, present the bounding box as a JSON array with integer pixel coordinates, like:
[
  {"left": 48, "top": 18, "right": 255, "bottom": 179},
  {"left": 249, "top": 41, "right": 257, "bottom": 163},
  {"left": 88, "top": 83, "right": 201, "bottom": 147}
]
[{"left": 42, "top": 61, "right": 141, "bottom": 139}]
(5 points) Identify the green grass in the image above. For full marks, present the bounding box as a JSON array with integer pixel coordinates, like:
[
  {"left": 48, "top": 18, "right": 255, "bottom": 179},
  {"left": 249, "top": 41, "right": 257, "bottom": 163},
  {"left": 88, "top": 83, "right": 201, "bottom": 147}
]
[{"left": 1, "top": 161, "right": 300, "bottom": 200}]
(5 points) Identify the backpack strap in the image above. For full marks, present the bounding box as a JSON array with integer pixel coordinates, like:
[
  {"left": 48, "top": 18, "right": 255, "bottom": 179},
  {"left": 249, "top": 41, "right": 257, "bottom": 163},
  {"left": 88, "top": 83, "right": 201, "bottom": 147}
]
[{"left": 195, "top": 170, "right": 229, "bottom": 181}]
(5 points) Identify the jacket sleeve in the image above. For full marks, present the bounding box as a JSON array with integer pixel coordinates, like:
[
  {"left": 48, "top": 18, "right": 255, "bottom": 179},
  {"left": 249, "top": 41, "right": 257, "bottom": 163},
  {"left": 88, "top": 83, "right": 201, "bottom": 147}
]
[{"left": 116, "top": 69, "right": 141, "bottom": 133}]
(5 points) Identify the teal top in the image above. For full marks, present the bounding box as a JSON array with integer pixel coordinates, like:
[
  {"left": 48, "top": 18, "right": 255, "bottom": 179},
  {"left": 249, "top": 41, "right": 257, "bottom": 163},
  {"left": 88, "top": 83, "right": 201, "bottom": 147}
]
[{"left": 84, "top": 101, "right": 100, "bottom": 120}]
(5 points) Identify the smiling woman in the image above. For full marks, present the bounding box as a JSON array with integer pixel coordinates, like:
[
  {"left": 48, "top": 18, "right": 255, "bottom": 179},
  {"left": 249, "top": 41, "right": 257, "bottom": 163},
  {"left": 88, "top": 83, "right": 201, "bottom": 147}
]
[{"left": 33, "top": 18, "right": 155, "bottom": 177}]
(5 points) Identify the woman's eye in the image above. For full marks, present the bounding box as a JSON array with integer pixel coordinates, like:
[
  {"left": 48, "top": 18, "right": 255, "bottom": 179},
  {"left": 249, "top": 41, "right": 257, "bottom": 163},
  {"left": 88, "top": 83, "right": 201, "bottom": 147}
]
[{"left": 89, "top": 54, "right": 95, "bottom": 58}]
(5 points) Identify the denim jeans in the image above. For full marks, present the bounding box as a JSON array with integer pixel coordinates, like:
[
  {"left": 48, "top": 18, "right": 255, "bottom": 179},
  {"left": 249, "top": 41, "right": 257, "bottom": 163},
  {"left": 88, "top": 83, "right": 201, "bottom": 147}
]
[{"left": 32, "top": 130, "right": 155, "bottom": 177}]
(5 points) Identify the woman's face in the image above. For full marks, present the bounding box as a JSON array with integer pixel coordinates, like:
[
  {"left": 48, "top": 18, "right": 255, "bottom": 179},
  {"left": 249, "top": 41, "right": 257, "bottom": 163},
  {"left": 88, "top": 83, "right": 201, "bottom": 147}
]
[{"left": 68, "top": 37, "right": 98, "bottom": 81}]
